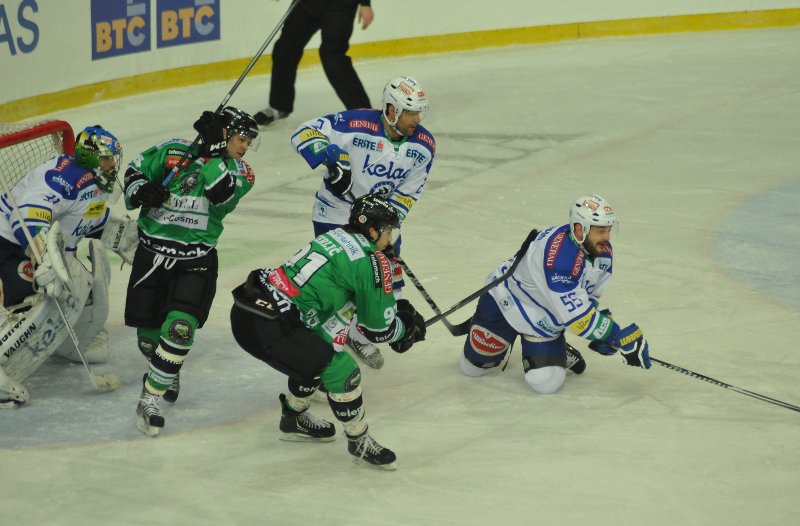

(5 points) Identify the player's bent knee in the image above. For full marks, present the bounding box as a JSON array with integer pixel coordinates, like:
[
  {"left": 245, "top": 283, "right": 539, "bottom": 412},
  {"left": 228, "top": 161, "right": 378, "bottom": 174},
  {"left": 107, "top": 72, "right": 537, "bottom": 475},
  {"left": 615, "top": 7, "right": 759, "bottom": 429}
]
[
  {"left": 524, "top": 366, "right": 566, "bottom": 394},
  {"left": 460, "top": 354, "right": 493, "bottom": 377},
  {"left": 321, "top": 352, "right": 361, "bottom": 394}
]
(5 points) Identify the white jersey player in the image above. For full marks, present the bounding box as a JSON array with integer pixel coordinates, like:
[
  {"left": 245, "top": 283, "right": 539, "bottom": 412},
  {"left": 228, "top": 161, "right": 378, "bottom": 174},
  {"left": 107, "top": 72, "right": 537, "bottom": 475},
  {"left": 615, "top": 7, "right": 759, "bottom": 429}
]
[
  {"left": 461, "top": 195, "right": 651, "bottom": 395},
  {"left": 0, "top": 125, "right": 136, "bottom": 407},
  {"left": 290, "top": 76, "right": 435, "bottom": 370}
]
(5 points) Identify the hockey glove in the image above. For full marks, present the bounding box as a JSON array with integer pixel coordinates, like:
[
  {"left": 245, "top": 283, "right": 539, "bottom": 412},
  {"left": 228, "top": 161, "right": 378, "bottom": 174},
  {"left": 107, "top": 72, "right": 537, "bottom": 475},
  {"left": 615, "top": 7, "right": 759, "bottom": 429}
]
[
  {"left": 193, "top": 111, "right": 227, "bottom": 157},
  {"left": 587, "top": 308, "right": 616, "bottom": 355},
  {"left": 130, "top": 180, "right": 169, "bottom": 208},
  {"left": 605, "top": 323, "right": 651, "bottom": 369},
  {"left": 100, "top": 214, "right": 138, "bottom": 265},
  {"left": 323, "top": 144, "right": 352, "bottom": 197},
  {"left": 381, "top": 243, "right": 396, "bottom": 259},
  {"left": 31, "top": 227, "right": 71, "bottom": 299},
  {"left": 390, "top": 299, "right": 426, "bottom": 353}
]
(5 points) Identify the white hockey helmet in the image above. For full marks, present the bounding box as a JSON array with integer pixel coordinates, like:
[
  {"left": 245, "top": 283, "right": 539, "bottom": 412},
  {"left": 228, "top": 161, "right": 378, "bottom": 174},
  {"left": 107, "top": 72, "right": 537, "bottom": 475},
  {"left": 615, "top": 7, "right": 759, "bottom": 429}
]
[
  {"left": 569, "top": 195, "right": 617, "bottom": 243},
  {"left": 382, "top": 76, "right": 429, "bottom": 132}
]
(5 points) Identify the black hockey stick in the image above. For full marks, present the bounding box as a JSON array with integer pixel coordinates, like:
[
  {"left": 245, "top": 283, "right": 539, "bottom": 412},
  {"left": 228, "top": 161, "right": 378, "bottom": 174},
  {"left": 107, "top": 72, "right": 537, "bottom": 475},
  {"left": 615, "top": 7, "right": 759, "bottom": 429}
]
[
  {"left": 162, "top": 0, "right": 300, "bottom": 186},
  {"left": 651, "top": 357, "right": 800, "bottom": 414},
  {"left": 395, "top": 256, "right": 463, "bottom": 335},
  {"left": 424, "top": 228, "right": 539, "bottom": 328}
]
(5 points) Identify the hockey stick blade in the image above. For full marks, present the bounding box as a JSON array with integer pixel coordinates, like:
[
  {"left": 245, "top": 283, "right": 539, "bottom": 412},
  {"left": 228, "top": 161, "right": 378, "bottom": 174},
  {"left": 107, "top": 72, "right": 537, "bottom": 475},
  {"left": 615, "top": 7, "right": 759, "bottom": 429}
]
[{"left": 651, "top": 357, "right": 800, "bottom": 414}]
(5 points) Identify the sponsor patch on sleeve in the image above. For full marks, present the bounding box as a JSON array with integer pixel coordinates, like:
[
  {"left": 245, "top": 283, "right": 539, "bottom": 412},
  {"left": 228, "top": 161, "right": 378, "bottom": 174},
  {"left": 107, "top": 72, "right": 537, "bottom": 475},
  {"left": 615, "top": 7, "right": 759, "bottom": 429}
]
[
  {"left": 298, "top": 129, "right": 327, "bottom": 142},
  {"left": 26, "top": 206, "right": 52, "bottom": 222},
  {"left": 369, "top": 252, "right": 393, "bottom": 294}
]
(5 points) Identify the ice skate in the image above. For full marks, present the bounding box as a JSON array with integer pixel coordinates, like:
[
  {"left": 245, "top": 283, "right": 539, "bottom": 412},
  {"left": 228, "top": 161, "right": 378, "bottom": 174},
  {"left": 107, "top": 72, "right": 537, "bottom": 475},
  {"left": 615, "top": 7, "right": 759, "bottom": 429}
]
[
  {"left": 278, "top": 393, "right": 335, "bottom": 442},
  {"left": 163, "top": 371, "right": 180, "bottom": 403},
  {"left": 136, "top": 386, "right": 165, "bottom": 437},
  {"left": 566, "top": 344, "right": 586, "bottom": 374},
  {"left": 254, "top": 107, "right": 289, "bottom": 127},
  {"left": 346, "top": 337, "right": 384, "bottom": 370},
  {"left": 346, "top": 430, "right": 397, "bottom": 470}
]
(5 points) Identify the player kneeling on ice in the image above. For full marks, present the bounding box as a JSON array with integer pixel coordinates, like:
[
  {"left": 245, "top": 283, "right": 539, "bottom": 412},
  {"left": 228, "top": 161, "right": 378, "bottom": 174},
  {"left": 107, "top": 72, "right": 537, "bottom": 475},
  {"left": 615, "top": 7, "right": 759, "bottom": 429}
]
[
  {"left": 124, "top": 108, "right": 258, "bottom": 436},
  {"left": 230, "top": 195, "right": 426, "bottom": 470},
  {"left": 460, "top": 195, "right": 651, "bottom": 394},
  {"left": 0, "top": 126, "right": 134, "bottom": 406}
]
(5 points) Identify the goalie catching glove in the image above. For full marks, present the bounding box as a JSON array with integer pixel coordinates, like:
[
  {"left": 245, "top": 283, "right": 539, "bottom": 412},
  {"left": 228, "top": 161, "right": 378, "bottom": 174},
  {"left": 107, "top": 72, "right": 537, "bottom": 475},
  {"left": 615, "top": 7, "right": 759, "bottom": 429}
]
[
  {"left": 323, "top": 144, "right": 352, "bottom": 197},
  {"left": 390, "top": 299, "right": 426, "bottom": 353}
]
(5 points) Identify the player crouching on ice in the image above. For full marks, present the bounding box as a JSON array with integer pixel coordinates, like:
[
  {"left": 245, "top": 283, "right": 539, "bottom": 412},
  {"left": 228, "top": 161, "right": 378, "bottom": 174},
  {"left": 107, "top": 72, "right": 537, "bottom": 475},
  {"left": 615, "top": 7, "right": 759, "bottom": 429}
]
[
  {"left": 230, "top": 195, "right": 427, "bottom": 470},
  {"left": 0, "top": 126, "right": 137, "bottom": 407},
  {"left": 460, "top": 195, "right": 651, "bottom": 395}
]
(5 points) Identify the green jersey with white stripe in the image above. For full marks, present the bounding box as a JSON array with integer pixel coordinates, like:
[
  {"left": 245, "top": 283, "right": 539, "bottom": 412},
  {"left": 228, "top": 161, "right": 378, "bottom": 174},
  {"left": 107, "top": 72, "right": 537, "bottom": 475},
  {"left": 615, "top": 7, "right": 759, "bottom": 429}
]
[
  {"left": 267, "top": 228, "right": 405, "bottom": 347},
  {"left": 125, "top": 138, "right": 255, "bottom": 259}
]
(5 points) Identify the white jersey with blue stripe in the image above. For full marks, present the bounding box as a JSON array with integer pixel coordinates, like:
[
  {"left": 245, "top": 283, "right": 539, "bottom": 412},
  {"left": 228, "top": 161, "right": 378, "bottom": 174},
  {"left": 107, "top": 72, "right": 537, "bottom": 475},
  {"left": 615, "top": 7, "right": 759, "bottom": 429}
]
[
  {"left": 487, "top": 225, "right": 613, "bottom": 338},
  {"left": 291, "top": 109, "right": 435, "bottom": 225},
  {"left": 0, "top": 155, "right": 110, "bottom": 254}
]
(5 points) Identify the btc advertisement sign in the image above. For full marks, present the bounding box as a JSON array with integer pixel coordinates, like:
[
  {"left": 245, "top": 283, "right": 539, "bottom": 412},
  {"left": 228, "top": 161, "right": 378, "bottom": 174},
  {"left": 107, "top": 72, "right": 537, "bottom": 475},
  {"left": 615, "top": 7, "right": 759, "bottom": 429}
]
[
  {"left": 91, "top": 0, "right": 220, "bottom": 60},
  {"left": 157, "top": 0, "right": 220, "bottom": 48},
  {"left": 91, "top": 0, "right": 150, "bottom": 59}
]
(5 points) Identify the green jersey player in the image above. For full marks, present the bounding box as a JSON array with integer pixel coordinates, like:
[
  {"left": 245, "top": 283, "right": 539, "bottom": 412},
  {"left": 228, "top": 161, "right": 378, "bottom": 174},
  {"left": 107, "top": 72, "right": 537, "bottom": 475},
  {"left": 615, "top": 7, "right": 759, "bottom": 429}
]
[
  {"left": 230, "top": 195, "right": 427, "bottom": 470},
  {"left": 123, "top": 107, "right": 258, "bottom": 436}
]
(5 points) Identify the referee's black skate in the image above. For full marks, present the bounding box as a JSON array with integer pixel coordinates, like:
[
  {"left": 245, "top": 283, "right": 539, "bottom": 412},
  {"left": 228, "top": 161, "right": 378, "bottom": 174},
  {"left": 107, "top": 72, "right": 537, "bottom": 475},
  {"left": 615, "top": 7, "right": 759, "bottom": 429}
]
[
  {"left": 346, "top": 430, "right": 397, "bottom": 471},
  {"left": 566, "top": 344, "right": 586, "bottom": 374},
  {"left": 254, "top": 107, "right": 289, "bottom": 127},
  {"left": 278, "top": 393, "right": 335, "bottom": 442}
]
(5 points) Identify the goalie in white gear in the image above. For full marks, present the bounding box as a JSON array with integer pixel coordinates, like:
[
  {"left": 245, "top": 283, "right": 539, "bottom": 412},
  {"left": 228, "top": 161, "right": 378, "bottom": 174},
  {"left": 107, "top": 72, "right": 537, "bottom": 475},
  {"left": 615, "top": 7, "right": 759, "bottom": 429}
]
[
  {"left": 0, "top": 125, "right": 134, "bottom": 407},
  {"left": 290, "top": 75, "right": 434, "bottom": 370},
  {"left": 460, "top": 195, "right": 651, "bottom": 395}
]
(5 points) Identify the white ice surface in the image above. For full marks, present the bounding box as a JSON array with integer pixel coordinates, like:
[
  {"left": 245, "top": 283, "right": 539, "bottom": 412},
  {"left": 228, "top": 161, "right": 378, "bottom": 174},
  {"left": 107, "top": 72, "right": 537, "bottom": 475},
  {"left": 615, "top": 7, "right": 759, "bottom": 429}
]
[{"left": 2, "top": 28, "right": 799, "bottom": 526}]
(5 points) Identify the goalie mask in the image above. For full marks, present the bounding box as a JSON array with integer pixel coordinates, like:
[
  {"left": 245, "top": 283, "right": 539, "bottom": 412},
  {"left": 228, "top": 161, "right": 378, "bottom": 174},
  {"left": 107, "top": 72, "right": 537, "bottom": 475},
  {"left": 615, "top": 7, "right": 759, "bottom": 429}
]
[
  {"left": 74, "top": 125, "right": 123, "bottom": 193},
  {"left": 569, "top": 194, "right": 617, "bottom": 244},
  {"left": 348, "top": 194, "right": 400, "bottom": 241},
  {"left": 382, "top": 76, "right": 429, "bottom": 135}
]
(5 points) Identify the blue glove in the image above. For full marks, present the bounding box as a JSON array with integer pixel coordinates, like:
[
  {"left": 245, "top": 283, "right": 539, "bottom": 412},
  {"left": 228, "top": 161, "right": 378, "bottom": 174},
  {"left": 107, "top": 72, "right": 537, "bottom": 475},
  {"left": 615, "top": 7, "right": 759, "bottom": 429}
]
[
  {"left": 323, "top": 144, "right": 352, "bottom": 197},
  {"left": 609, "top": 323, "right": 651, "bottom": 369}
]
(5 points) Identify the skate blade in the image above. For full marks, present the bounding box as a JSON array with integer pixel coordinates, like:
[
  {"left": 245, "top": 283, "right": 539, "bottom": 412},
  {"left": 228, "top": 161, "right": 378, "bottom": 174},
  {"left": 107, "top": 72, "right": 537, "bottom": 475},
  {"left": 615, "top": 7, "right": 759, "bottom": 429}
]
[
  {"left": 352, "top": 458, "right": 398, "bottom": 471},
  {"left": 279, "top": 432, "right": 336, "bottom": 443},
  {"left": 136, "top": 417, "right": 163, "bottom": 437}
]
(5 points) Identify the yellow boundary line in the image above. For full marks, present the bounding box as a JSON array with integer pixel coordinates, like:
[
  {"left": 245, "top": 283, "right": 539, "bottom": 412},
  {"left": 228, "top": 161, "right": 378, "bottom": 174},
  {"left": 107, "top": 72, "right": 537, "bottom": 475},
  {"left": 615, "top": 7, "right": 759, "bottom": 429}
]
[{"left": 2, "top": 8, "right": 799, "bottom": 122}]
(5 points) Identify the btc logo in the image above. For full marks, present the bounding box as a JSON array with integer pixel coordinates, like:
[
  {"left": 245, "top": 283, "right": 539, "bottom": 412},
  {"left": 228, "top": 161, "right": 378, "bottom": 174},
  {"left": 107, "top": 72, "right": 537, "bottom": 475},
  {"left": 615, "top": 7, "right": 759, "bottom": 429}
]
[
  {"left": 91, "top": 0, "right": 150, "bottom": 59},
  {"left": 157, "top": 0, "right": 219, "bottom": 48}
]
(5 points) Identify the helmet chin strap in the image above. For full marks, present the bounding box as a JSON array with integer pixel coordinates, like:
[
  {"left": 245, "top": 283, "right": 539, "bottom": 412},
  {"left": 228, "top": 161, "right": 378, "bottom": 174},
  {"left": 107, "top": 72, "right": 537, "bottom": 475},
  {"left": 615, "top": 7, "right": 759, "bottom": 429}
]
[{"left": 383, "top": 106, "right": 406, "bottom": 137}]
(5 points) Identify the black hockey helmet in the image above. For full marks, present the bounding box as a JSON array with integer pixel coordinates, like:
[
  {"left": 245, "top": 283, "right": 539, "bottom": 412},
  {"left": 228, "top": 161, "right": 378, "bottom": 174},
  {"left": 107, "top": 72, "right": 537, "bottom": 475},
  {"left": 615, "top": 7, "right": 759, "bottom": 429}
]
[
  {"left": 220, "top": 106, "right": 259, "bottom": 139},
  {"left": 348, "top": 194, "right": 400, "bottom": 239}
]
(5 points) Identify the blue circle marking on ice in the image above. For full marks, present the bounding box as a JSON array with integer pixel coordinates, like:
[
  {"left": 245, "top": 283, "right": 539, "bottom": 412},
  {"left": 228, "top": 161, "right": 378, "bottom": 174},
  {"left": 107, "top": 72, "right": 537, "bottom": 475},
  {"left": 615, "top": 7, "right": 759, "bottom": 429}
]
[{"left": 713, "top": 178, "right": 800, "bottom": 310}]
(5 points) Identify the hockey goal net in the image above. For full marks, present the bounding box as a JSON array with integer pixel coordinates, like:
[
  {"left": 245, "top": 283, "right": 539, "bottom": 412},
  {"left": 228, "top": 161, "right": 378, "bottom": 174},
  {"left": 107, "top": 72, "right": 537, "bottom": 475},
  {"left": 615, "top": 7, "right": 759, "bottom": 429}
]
[{"left": 0, "top": 120, "right": 75, "bottom": 191}]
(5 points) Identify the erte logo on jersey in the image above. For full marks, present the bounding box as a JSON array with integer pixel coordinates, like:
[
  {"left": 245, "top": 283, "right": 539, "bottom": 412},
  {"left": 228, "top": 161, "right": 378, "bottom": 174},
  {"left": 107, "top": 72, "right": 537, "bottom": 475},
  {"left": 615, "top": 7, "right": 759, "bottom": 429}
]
[{"left": 352, "top": 137, "right": 383, "bottom": 152}]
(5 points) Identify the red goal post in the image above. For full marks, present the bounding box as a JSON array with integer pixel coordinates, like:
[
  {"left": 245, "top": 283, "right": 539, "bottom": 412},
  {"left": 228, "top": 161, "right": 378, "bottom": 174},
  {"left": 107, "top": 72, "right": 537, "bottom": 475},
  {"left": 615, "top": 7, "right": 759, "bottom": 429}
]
[{"left": 0, "top": 120, "right": 75, "bottom": 190}]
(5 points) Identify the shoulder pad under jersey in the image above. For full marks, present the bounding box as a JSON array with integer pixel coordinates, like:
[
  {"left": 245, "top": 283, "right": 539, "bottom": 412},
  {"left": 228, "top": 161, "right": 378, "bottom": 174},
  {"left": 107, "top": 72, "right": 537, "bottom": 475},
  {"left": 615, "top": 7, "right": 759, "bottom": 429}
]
[
  {"left": 541, "top": 225, "right": 585, "bottom": 293},
  {"left": 44, "top": 157, "right": 96, "bottom": 199}
]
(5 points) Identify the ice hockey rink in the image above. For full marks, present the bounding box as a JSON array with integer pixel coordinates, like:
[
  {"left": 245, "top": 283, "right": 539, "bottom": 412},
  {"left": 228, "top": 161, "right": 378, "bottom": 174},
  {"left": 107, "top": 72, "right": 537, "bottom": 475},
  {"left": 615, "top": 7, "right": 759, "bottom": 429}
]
[{"left": 3, "top": 26, "right": 799, "bottom": 526}]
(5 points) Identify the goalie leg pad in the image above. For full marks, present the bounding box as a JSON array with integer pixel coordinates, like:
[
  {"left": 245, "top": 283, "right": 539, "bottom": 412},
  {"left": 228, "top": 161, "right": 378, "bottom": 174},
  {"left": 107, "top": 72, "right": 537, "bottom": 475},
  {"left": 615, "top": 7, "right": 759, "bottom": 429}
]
[
  {"left": 3, "top": 255, "right": 92, "bottom": 382},
  {"left": 55, "top": 240, "right": 110, "bottom": 364},
  {"left": 462, "top": 294, "right": 514, "bottom": 371}
]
